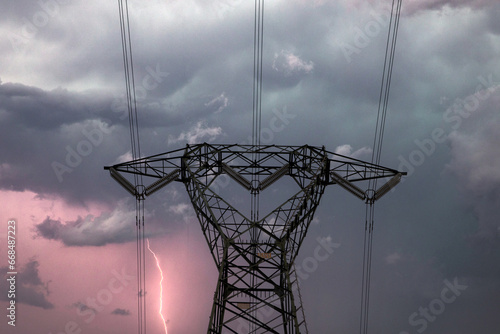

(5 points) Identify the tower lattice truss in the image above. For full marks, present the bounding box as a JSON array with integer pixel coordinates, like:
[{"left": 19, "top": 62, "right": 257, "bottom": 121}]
[{"left": 105, "top": 143, "right": 403, "bottom": 334}]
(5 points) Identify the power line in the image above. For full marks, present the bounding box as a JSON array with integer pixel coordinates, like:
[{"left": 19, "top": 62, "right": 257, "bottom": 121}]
[
  {"left": 118, "top": 0, "right": 140, "bottom": 161},
  {"left": 360, "top": 1, "right": 403, "bottom": 334},
  {"left": 252, "top": 0, "right": 265, "bottom": 148},
  {"left": 250, "top": 1, "right": 265, "bottom": 332},
  {"left": 111, "top": 1, "right": 404, "bottom": 333},
  {"left": 371, "top": 0, "right": 403, "bottom": 169},
  {"left": 135, "top": 198, "right": 146, "bottom": 334},
  {"left": 118, "top": 1, "right": 146, "bottom": 334}
]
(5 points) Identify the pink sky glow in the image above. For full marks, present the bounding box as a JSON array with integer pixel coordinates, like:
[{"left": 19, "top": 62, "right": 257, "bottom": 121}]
[{"left": 1, "top": 190, "right": 217, "bottom": 334}]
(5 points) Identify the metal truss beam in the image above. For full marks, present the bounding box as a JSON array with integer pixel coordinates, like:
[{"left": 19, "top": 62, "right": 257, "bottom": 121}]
[{"left": 105, "top": 143, "right": 404, "bottom": 333}]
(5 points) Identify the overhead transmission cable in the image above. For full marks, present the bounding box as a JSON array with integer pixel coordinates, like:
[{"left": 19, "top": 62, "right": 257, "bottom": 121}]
[
  {"left": 360, "top": 1, "right": 403, "bottom": 334},
  {"left": 118, "top": 1, "right": 146, "bottom": 334},
  {"left": 371, "top": 0, "right": 403, "bottom": 168},
  {"left": 251, "top": 0, "right": 264, "bottom": 236},
  {"left": 252, "top": 0, "right": 264, "bottom": 149},
  {"left": 250, "top": 1, "right": 265, "bottom": 332}
]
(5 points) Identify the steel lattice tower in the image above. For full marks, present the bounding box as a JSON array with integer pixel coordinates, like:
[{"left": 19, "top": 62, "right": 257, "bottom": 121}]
[{"left": 105, "top": 143, "right": 403, "bottom": 333}]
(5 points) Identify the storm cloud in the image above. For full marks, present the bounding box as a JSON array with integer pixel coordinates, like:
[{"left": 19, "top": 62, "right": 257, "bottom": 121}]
[
  {"left": 1, "top": 1, "right": 500, "bottom": 333},
  {"left": 0, "top": 259, "right": 53, "bottom": 309}
]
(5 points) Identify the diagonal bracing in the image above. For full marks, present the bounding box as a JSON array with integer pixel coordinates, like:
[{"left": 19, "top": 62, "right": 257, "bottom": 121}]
[{"left": 105, "top": 143, "right": 404, "bottom": 333}]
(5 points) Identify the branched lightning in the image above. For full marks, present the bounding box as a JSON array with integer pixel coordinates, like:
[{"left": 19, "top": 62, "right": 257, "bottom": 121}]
[{"left": 147, "top": 238, "right": 168, "bottom": 334}]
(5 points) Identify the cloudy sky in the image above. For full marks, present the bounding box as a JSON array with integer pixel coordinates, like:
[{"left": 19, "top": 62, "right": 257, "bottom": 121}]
[{"left": 1, "top": 0, "right": 500, "bottom": 333}]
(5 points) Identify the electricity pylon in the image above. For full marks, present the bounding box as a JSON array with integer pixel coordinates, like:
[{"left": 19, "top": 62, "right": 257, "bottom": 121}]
[{"left": 105, "top": 143, "right": 403, "bottom": 333}]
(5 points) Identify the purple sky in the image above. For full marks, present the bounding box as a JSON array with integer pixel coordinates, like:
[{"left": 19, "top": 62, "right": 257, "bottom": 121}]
[{"left": 1, "top": 0, "right": 500, "bottom": 333}]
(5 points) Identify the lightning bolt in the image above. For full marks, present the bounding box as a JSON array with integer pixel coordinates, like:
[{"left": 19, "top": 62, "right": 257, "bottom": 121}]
[{"left": 147, "top": 238, "right": 168, "bottom": 334}]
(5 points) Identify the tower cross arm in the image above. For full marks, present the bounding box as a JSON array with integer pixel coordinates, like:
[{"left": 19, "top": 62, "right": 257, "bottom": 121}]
[{"left": 325, "top": 150, "right": 406, "bottom": 184}]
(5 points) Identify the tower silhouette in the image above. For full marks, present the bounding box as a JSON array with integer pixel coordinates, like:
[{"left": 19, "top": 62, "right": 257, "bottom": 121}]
[{"left": 105, "top": 143, "right": 403, "bottom": 333}]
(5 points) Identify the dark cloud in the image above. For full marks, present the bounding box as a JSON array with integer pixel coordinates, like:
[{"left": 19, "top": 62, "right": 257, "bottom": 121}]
[
  {"left": 34, "top": 217, "right": 62, "bottom": 240},
  {"left": 0, "top": 0, "right": 52, "bottom": 21},
  {"left": 34, "top": 202, "right": 138, "bottom": 246},
  {"left": 0, "top": 0, "right": 500, "bottom": 332},
  {"left": 0, "top": 82, "right": 115, "bottom": 130},
  {"left": 111, "top": 308, "right": 131, "bottom": 316},
  {"left": 72, "top": 301, "right": 96, "bottom": 314},
  {"left": 0, "top": 258, "right": 53, "bottom": 309},
  {"left": 0, "top": 81, "right": 126, "bottom": 205}
]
